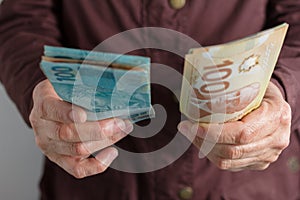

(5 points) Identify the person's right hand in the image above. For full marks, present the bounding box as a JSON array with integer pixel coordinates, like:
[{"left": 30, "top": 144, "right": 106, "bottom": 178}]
[{"left": 29, "top": 80, "right": 133, "bottom": 179}]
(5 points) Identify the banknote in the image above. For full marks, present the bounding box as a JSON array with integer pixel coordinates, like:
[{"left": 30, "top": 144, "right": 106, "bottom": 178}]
[
  {"left": 180, "top": 23, "right": 289, "bottom": 123},
  {"left": 40, "top": 46, "right": 154, "bottom": 123},
  {"left": 44, "top": 45, "right": 148, "bottom": 67}
]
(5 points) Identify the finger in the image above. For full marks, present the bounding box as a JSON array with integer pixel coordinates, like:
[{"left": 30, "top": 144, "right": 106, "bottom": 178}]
[
  {"left": 179, "top": 123, "right": 283, "bottom": 170},
  {"left": 190, "top": 131, "right": 284, "bottom": 161},
  {"left": 264, "top": 82, "right": 285, "bottom": 102},
  {"left": 49, "top": 118, "right": 133, "bottom": 142},
  {"left": 182, "top": 131, "right": 272, "bottom": 160},
  {"left": 227, "top": 162, "right": 271, "bottom": 172},
  {"left": 239, "top": 101, "right": 280, "bottom": 142},
  {"left": 179, "top": 120, "right": 245, "bottom": 145},
  {"left": 178, "top": 121, "right": 225, "bottom": 157},
  {"left": 48, "top": 131, "right": 128, "bottom": 156},
  {"left": 33, "top": 80, "right": 87, "bottom": 124},
  {"left": 212, "top": 136, "right": 275, "bottom": 159},
  {"left": 48, "top": 147, "right": 118, "bottom": 179},
  {"left": 181, "top": 129, "right": 282, "bottom": 160},
  {"left": 40, "top": 96, "right": 87, "bottom": 123},
  {"left": 207, "top": 150, "right": 279, "bottom": 170},
  {"left": 177, "top": 124, "right": 215, "bottom": 158},
  {"left": 178, "top": 120, "right": 198, "bottom": 142},
  {"left": 237, "top": 82, "right": 290, "bottom": 143},
  {"left": 179, "top": 107, "right": 278, "bottom": 145},
  {"left": 244, "top": 162, "right": 271, "bottom": 171}
]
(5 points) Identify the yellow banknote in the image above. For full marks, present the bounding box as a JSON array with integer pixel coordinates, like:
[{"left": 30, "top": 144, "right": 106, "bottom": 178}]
[{"left": 180, "top": 23, "right": 289, "bottom": 123}]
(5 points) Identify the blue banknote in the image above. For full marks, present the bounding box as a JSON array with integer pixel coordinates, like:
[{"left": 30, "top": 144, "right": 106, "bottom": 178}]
[
  {"left": 44, "top": 45, "right": 149, "bottom": 67},
  {"left": 40, "top": 46, "right": 154, "bottom": 122}
]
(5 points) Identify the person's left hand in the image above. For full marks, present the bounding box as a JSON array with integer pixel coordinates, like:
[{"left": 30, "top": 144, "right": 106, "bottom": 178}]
[{"left": 178, "top": 82, "right": 292, "bottom": 171}]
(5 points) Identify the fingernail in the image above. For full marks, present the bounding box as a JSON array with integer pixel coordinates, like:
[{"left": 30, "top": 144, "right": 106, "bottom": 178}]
[
  {"left": 69, "top": 110, "right": 86, "bottom": 123},
  {"left": 114, "top": 118, "right": 126, "bottom": 131},
  {"left": 123, "top": 120, "right": 134, "bottom": 133},
  {"left": 198, "top": 151, "right": 206, "bottom": 159},
  {"left": 115, "top": 119, "right": 133, "bottom": 134},
  {"left": 101, "top": 148, "right": 118, "bottom": 166},
  {"left": 178, "top": 122, "right": 190, "bottom": 134}
]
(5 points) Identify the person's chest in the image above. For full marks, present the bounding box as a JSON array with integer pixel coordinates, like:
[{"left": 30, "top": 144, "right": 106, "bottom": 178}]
[{"left": 59, "top": 0, "right": 269, "bottom": 49}]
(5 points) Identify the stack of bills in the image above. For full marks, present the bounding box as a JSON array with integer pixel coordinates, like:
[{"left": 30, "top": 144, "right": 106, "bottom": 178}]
[
  {"left": 180, "top": 23, "right": 289, "bottom": 123},
  {"left": 40, "top": 46, "right": 154, "bottom": 122}
]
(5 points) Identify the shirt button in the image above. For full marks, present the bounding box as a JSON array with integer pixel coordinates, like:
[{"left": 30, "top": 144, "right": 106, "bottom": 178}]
[
  {"left": 287, "top": 156, "right": 300, "bottom": 173},
  {"left": 178, "top": 186, "right": 193, "bottom": 200},
  {"left": 169, "top": 0, "right": 186, "bottom": 10}
]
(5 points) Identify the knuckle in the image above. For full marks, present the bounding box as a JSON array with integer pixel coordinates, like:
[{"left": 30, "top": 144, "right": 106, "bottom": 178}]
[
  {"left": 259, "top": 151, "right": 281, "bottom": 163},
  {"left": 224, "top": 146, "right": 243, "bottom": 159},
  {"left": 42, "top": 98, "right": 66, "bottom": 121},
  {"left": 277, "top": 137, "right": 290, "bottom": 150},
  {"left": 49, "top": 104, "right": 60, "bottom": 119},
  {"left": 281, "top": 103, "right": 292, "bottom": 125},
  {"left": 29, "top": 111, "right": 37, "bottom": 126},
  {"left": 239, "top": 126, "right": 254, "bottom": 144},
  {"left": 29, "top": 111, "right": 34, "bottom": 122},
  {"left": 32, "top": 82, "right": 49, "bottom": 115},
  {"left": 40, "top": 99, "right": 50, "bottom": 118},
  {"left": 268, "top": 154, "right": 279, "bottom": 163},
  {"left": 71, "top": 143, "right": 88, "bottom": 156},
  {"left": 216, "top": 159, "right": 232, "bottom": 170},
  {"left": 32, "top": 82, "right": 44, "bottom": 102},
  {"left": 55, "top": 110, "right": 66, "bottom": 122},
  {"left": 72, "top": 165, "right": 86, "bottom": 179},
  {"left": 32, "top": 84, "right": 39, "bottom": 99},
  {"left": 53, "top": 124, "right": 63, "bottom": 140},
  {"left": 35, "top": 137, "right": 47, "bottom": 153},
  {"left": 261, "top": 154, "right": 275, "bottom": 163},
  {"left": 35, "top": 137, "right": 43, "bottom": 148},
  {"left": 59, "top": 126, "right": 73, "bottom": 141},
  {"left": 95, "top": 162, "right": 106, "bottom": 173},
  {"left": 256, "top": 163, "right": 270, "bottom": 171}
]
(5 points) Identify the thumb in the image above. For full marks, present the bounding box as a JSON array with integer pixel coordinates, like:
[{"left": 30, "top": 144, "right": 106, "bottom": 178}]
[{"left": 33, "top": 80, "right": 87, "bottom": 123}]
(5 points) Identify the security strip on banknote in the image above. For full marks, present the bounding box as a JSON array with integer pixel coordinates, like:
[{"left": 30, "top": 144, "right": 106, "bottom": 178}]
[
  {"left": 40, "top": 46, "right": 155, "bottom": 123},
  {"left": 180, "top": 23, "right": 289, "bottom": 123}
]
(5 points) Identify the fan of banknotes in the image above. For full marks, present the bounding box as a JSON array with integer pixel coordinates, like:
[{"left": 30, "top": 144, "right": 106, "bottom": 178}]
[
  {"left": 40, "top": 46, "right": 154, "bottom": 122},
  {"left": 180, "top": 23, "right": 289, "bottom": 123},
  {"left": 41, "top": 23, "right": 288, "bottom": 124}
]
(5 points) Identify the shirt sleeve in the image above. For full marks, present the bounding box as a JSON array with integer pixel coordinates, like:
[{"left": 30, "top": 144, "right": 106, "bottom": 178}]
[
  {"left": 0, "top": 0, "right": 62, "bottom": 126},
  {"left": 266, "top": 0, "right": 300, "bottom": 130}
]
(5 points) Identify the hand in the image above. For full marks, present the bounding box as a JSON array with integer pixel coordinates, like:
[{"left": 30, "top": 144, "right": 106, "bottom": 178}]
[
  {"left": 29, "top": 80, "right": 133, "bottom": 178},
  {"left": 178, "top": 82, "right": 291, "bottom": 171}
]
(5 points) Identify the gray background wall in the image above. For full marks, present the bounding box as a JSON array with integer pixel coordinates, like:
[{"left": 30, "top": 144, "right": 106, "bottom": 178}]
[
  {"left": 0, "top": 85, "right": 43, "bottom": 200},
  {"left": 0, "top": 0, "right": 43, "bottom": 199}
]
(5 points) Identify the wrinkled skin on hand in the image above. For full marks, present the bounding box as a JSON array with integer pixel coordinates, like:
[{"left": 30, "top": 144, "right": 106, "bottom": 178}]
[
  {"left": 178, "top": 82, "right": 291, "bottom": 171},
  {"left": 30, "top": 80, "right": 133, "bottom": 178}
]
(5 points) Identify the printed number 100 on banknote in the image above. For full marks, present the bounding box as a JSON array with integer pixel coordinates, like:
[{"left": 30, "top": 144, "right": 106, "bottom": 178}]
[{"left": 180, "top": 23, "right": 289, "bottom": 123}]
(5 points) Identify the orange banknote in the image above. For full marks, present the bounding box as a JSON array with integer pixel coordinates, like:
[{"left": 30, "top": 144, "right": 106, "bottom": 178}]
[{"left": 180, "top": 23, "right": 289, "bottom": 123}]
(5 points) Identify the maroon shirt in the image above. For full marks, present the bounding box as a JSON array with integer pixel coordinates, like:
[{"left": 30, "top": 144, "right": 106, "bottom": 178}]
[{"left": 1, "top": 0, "right": 300, "bottom": 199}]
